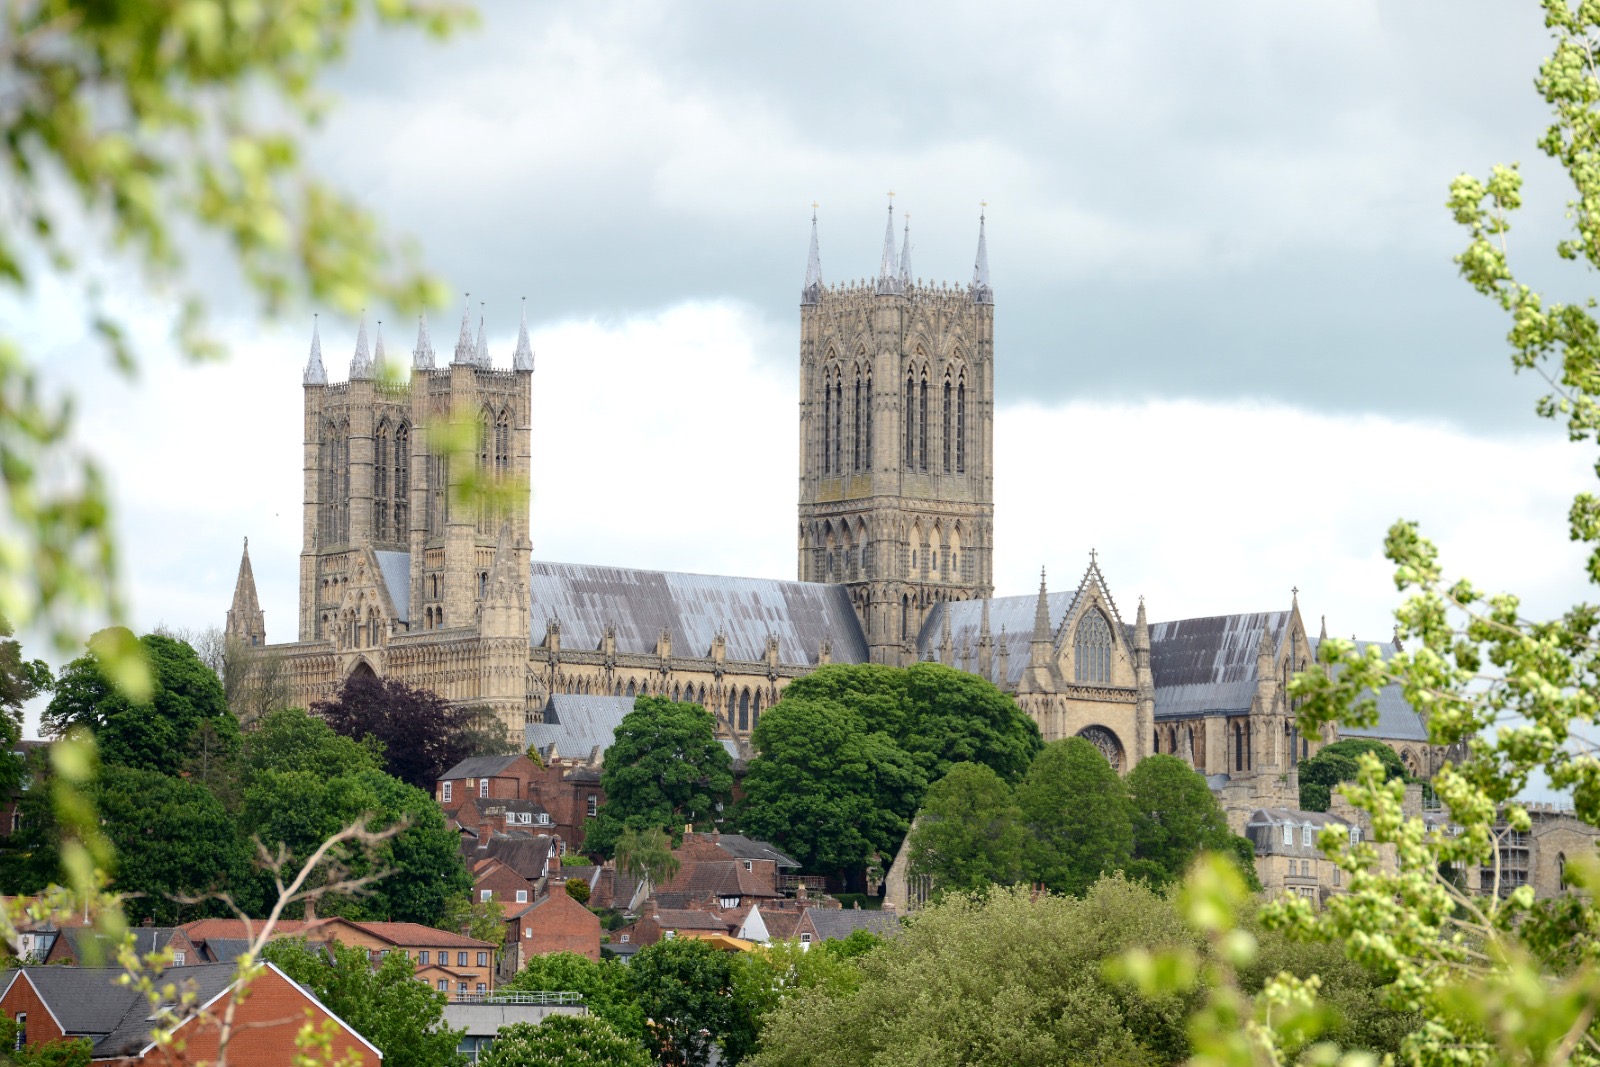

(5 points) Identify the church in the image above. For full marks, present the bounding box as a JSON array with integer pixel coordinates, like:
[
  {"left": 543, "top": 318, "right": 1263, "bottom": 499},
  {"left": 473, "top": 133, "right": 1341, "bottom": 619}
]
[{"left": 225, "top": 202, "right": 1440, "bottom": 812}]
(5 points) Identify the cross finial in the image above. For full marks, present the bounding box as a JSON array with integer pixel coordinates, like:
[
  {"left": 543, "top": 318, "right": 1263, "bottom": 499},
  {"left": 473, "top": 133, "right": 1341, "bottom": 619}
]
[
  {"left": 888, "top": 191, "right": 895, "bottom": 201},
  {"left": 1292, "top": 585, "right": 1300, "bottom": 597},
  {"left": 1089, "top": 547, "right": 1097, "bottom": 564}
]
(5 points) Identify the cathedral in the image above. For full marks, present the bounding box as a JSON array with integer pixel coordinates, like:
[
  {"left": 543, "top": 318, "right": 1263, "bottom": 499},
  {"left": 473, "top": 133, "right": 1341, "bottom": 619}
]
[{"left": 225, "top": 201, "right": 1440, "bottom": 810}]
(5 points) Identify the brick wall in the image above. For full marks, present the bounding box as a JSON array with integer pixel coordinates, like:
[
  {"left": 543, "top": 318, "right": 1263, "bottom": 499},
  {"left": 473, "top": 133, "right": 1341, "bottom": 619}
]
[
  {"left": 154, "top": 967, "right": 374, "bottom": 1066},
  {"left": 513, "top": 882, "right": 600, "bottom": 961},
  {"left": 0, "top": 974, "right": 67, "bottom": 1047}
]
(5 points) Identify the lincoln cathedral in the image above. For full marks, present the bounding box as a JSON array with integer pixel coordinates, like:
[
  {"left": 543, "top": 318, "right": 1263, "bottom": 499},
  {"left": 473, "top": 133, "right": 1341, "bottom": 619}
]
[{"left": 226, "top": 200, "right": 1441, "bottom": 815}]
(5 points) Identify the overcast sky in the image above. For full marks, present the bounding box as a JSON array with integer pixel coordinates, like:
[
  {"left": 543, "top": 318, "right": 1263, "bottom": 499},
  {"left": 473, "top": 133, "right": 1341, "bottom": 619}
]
[{"left": 13, "top": 1, "right": 1599, "bottom": 757}]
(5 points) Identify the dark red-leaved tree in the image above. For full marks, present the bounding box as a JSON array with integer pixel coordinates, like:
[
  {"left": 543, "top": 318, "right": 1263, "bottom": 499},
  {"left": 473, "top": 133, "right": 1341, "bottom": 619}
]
[{"left": 312, "top": 674, "right": 513, "bottom": 791}]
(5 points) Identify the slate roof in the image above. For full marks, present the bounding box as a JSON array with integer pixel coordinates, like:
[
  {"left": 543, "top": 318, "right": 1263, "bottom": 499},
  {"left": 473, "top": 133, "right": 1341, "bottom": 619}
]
[
  {"left": 4, "top": 964, "right": 237, "bottom": 1058},
  {"left": 1149, "top": 611, "right": 1289, "bottom": 719},
  {"left": 199, "top": 937, "right": 252, "bottom": 964},
  {"left": 375, "top": 550, "right": 410, "bottom": 624},
  {"left": 441, "top": 754, "right": 526, "bottom": 780},
  {"left": 1245, "top": 808, "right": 1351, "bottom": 854},
  {"left": 528, "top": 561, "right": 869, "bottom": 665},
  {"left": 56, "top": 925, "right": 181, "bottom": 964},
  {"left": 647, "top": 909, "right": 731, "bottom": 931},
  {"left": 465, "top": 833, "right": 557, "bottom": 879},
  {"left": 916, "top": 591, "right": 1081, "bottom": 687},
  {"left": 704, "top": 834, "right": 801, "bottom": 869},
  {"left": 800, "top": 908, "right": 902, "bottom": 940},
  {"left": 1320, "top": 639, "right": 1428, "bottom": 742}
]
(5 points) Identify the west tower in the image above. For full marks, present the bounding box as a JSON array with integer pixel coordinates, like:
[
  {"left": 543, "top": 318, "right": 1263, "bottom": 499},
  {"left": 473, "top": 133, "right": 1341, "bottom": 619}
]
[{"left": 797, "top": 202, "right": 996, "bottom": 664}]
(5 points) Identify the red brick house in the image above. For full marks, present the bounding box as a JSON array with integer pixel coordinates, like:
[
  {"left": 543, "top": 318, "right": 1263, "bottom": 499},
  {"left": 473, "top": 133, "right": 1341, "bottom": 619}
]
[
  {"left": 505, "top": 881, "right": 601, "bottom": 962},
  {"left": 474, "top": 858, "right": 538, "bottom": 908},
  {"left": 0, "top": 963, "right": 378, "bottom": 1063},
  {"left": 436, "top": 753, "right": 605, "bottom": 852},
  {"left": 614, "top": 907, "right": 734, "bottom": 948},
  {"left": 42, "top": 925, "right": 201, "bottom": 967}
]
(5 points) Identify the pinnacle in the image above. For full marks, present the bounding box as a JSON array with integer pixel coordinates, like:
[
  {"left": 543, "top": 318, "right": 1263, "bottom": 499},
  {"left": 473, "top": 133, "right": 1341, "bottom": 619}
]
[
  {"left": 350, "top": 311, "right": 373, "bottom": 379},
  {"left": 303, "top": 315, "right": 327, "bottom": 385},
  {"left": 453, "top": 294, "right": 475, "bottom": 365},
  {"left": 413, "top": 312, "right": 436, "bottom": 370},
  {"left": 474, "top": 304, "right": 489, "bottom": 368},
  {"left": 875, "top": 199, "right": 900, "bottom": 295},
  {"left": 513, "top": 297, "right": 535, "bottom": 371}
]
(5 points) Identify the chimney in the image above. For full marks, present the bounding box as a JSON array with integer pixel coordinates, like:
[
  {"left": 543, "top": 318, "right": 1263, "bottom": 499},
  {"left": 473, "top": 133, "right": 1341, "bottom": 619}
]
[
  {"left": 550, "top": 879, "right": 568, "bottom": 898},
  {"left": 797, "top": 882, "right": 808, "bottom": 902}
]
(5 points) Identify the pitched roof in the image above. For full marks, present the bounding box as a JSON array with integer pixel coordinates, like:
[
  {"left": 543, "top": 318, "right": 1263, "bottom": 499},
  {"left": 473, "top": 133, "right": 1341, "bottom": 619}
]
[
  {"left": 1149, "top": 611, "right": 1289, "bottom": 718},
  {"left": 917, "top": 591, "right": 1081, "bottom": 687},
  {"left": 658, "top": 861, "right": 782, "bottom": 899},
  {"left": 441, "top": 754, "right": 526, "bottom": 781},
  {"left": 465, "top": 833, "right": 557, "bottom": 879},
  {"left": 179, "top": 918, "right": 313, "bottom": 942},
  {"left": 528, "top": 561, "right": 869, "bottom": 665},
  {"left": 346, "top": 921, "right": 495, "bottom": 949},
  {"left": 800, "top": 908, "right": 902, "bottom": 941},
  {"left": 1321, "top": 639, "right": 1428, "bottom": 742},
  {"left": 56, "top": 925, "right": 181, "bottom": 963},
  {"left": 526, "top": 695, "right": 633, "bottom": 762},
  {"left": 647, "top": 909, "right": 731, "bottom": 931},
  {"left": 5, "top": 964, "right": 238, "bottom": 1058},
  {"left": 374, "top": 550, "right": 411, "bottom": 624},
  {"left": 762, "top": 910, "right": 802, "bottom": 940},
  {"left": 699, "top": 834, "right": 802, "bottom": 868}
]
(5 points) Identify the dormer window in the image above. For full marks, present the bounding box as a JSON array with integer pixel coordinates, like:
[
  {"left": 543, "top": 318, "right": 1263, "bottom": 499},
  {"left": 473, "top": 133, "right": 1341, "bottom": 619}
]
[
  {"left": 1281, "top": 823, "right": 1292, "bottom": 846},
  {"left": 720, "top": 895, "right": 740, "bottom": 909},
  {"left": 1302, "top": 825, "right": 1314, "bottom": 847},
  {"left": 743, "top": 860, "right": 752, "bottom": 871}
]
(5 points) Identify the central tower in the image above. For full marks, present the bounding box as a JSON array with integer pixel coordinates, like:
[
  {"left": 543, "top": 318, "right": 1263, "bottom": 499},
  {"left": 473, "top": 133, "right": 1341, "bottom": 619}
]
[{"left": 797, "top": 201, "right": 996, "bottom": 664}]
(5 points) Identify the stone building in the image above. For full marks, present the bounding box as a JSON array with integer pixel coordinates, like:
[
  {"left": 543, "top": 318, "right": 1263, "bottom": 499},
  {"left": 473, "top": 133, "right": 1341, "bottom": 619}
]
[{"left": 226, "top": 202, "right": 1436, "bottom": 786}]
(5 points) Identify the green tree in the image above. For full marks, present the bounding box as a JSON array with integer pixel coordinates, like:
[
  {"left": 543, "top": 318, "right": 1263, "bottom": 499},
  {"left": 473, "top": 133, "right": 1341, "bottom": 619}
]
[
  {"left": 43, "top": 630, "right": 239, "bottom": 776},
  {"left": 1015, "top": 738, "right": 1132, "bottom": 896},
  {"left": 262, "top": 937, "right": 466, "bottom": 1067},
  {"left": 504, "top": 951, "right": 645, "bottom": 1042},
  {"left": 905, "top": 762, "right": 1025, "bottom": 896},
  {"left": 747, "top": 877, "right": 1202, "bottom": 1067},
  {"left": 437, "top": 893, "right": 505, "bottom": 946},
  {"left": 0, "top": 0, "right": 465, "bottom": 665},
  {"left": 0, "top": 1014, "right": 90, "bottom": 1067},
  {"left": 611, "top": 826, "right": 680, "bottom": 890},
  {"left": 727, "top": 936, "right": 877, "bottom": 1063},
  {"left": 1297, "top": 738, "right": 1408, "bottom": 812},
  {"left": 778, "top": 663, "right": 1042, "bottom": 784},
  {"left": 584, "top": 697, "right": 734, "bottom": 857},
  {"left": 0, "top": 617, "right": 50, "bottom": 801},
  {"left": 629, "top": 937, "right": 741, "bottom": 1067},
  {"left": 565, "top": 877, "right": 592, "bottom": 905},
  {"left": 736, "top": 695, "right": 925, "bottom": 876},
  {"left": 477, "top": 1015, "right": 649, "bottom": 1067},
  {"left": 243, "top": 705, "right": 384, "bottom": 779},
  {"left": 1126, "top": 754, "right": 1255, "bottom": 890}
]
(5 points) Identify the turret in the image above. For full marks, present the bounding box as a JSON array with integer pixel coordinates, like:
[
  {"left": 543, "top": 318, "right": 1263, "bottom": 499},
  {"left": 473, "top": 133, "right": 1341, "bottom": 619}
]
[
  {"left": 971, "top": 208, "right": 993, "bottom": 305},
  {"left": 977, "top": 598, "right": 993, "bottom": 680},
  {"left": 452, "top": 294, "right": 475, "bottom": 366},
  {"left": 413, "top": 312, "right": 436, "bottom": 370}
]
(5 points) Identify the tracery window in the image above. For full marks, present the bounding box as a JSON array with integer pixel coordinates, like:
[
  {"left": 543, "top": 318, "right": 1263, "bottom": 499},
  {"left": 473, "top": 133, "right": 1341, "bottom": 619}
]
[
  {"left": 833, "top": 379, "right": 843, "bottom": 475},
  {"left": 852, "top": 374, "right": 863, "bottom": 472},
  {"left": 904, "top": 371, "right": 915, "bottom": 468},
  {"left": 918, "top": 372, "right": 928, "bottom": 471},
  {"left": 318, "top": 419, "right": 349, "bottom": 544},
  {"left": 394, "top": 424, "right": 409, "bottom": 538},
  {"left": 956, "top": 378, "right": 966, "bottom": 473},
  {"left": 374, "top": 422, "right": 389, "bottom": 540},
  {"left": 1074, "top": 609, "right": 1113, "bottom": 684},
  {"left": 822, "top": 373, "right": 833, "bottom": 474},
  {"left": 942, "top": 378, "right": 952, "bottom": 473},
  {"left": 739, "top": 690, "right": 750, "bottom": 731}
]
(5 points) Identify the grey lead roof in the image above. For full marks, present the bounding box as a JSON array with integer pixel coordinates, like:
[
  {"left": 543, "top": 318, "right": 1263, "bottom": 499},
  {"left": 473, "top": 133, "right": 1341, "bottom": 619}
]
[
  {"left": 528, "top": 561, "right": 868, "bottom": 665},
  {"left": 1149, "top": 612, "right": 1289, "bottom": 719},
  {"left": 375, "top": 550, "right": 410, "bottom": 624},
  {"left": 916, "top": 591, "right": 1082, "bottom": 687},
  {"left": 526, "top": 694, "right": 745, "bottom": 766},
  {"left": 1320, "top": 639, "right": 1428, "bottom": 742}
]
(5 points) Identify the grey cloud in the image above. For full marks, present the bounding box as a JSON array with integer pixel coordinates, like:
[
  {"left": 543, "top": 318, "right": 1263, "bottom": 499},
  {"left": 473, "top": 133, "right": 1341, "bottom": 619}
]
[{"left": 305, "top": 0, "right": 1564, "bottom": 430}]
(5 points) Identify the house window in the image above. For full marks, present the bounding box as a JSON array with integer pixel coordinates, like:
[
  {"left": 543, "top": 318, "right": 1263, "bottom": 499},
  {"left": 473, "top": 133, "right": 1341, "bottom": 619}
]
[
  {"left": 476, "top": 982, "right": 486, "bottom": 994},
  {"left": 477, "top": 952, "right": 489, "bottom": 967},
  {"left": 1281, "top": 824, "right": 1292, "bottom": 846},
  {"left": 480, "top": 779, "right": 489, "bottom": 799},
  {"left": 1302, "top": 825, "right": 1314, "bottom": 847},
  {"left": 419, "top": 950, "right": 429, "bottom": 965},
  {"left": 442, "top": 782, "right": 453, "bottom": 803},
  {"left": 800, "top": 933, "right": 811, "bottom": 944},
  {"left": 172, "top": 951, "right": 186, "bottom": 966},
  {"left": 458, "top": 981, "right": 468, "bottom": 994},
  {"left": 1348, "top": 827, "right": 1362, "bottom": 847},
  {"left": 480, "top": 889, "right": 492, "bottom": 902},
  {"left": 1334, "top": 865, "right": 1341, "bottom": 887},
  {"left": 664, "top": 931, "right": 675, "bottom": 940},
  {"left": 438, "top": 979, "right": 448, "bottom": 992},
  {"left": 524, "top": 928, "right": 532, "bottom": 938},
  {"left": 516, "top": 890, "right": 528, "bottom": 903},
  {"left": 743, "top": 860, "right": 752, "bottom": 872},
  {"left": 587, "top": 795, "right": 598, "bottom": 818},
  {"left": 620, "top": 934, "right": 629, "bottom": 943},
  {"left": 458, "top": 951, "right": 469, "bottom": 968},
  {"left": 13, "top": 1013, "right": 24, "bottom": 1051}
]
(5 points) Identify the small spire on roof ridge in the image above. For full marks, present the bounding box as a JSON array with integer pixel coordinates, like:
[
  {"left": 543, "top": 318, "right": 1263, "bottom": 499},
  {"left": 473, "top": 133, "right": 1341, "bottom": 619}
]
[
  {"left": 372, "top": 319, "right": 387, "bottom": 372},
  {"left": 513, "top": 296, "right": 535, "bottom": 371},
  {"left": 413, "top": 311, "right": 436, "bottom": 370},
  {"left": 802, "top": 203, "right": 823, "bottom": 305},
  {"left": 898, "top": 212, "right": 913, "bottom": 288},
  {"left": 1032, "top": 568, "right": 1051, "bottom": 644},
  {"left": 979, "top": 596, "right": 991, "bottom": 635},
  {"left": 303, "top": 314, "right": 327, "bottom": 385},
  {"left": 971, "top": 203, "right": 993, "bottom": 305},
  {"left": 350, "top": 310, "right": 373, "bottom": 379},
  {"left": 875, "top": 196, "right": 901, "bottom": 295},
  {"left": 1319, "top": 614, "right": 1328, "bottom": 641},
  {"left": 475, "top": 303, "right": 489, "bottom": 368},
  {"left": 453, "top": 293, "right": 475, "bottom": 364}
]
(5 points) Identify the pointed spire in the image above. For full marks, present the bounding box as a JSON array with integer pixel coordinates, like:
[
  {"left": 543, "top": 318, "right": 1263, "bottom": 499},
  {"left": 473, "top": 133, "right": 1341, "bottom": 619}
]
[
  {"left": 453, "top": 293, "right": 475, "bottom": 365},
  {"left": 979, "top": 597, "right": 992, "bottom": 640},
  {"left": 1032, "top": 567, "right": 1051, "bottom": 643},
  {"left": 1319, "top": 614, "right": 1327, "bottom": 642},
  {"left": 1135, "top": 595, "right": 1149, "bottom": 644},
  {"left": 474, "top": 304, "right": 489, "bottom": 368},
  {"left": 303, "top": 315, "right": 327, "bottom": 385},
  {"left": 898, "top": 213, "right": 913, "bottom": 289},
  {"left": 372, "top": 320, "right": 388, "bottom": 375},
  {"left": 513, "top": 297, "right": 535, "bottom": 372},
  {"left": 226, "top": 537, "right": 266, "bottom": 646},
  {"left": 349, "top": 311, "right": 373, "bottom": 379},
  {"left": 802, "top": 204, "right": 823, "bottom": 305},
  {"left": 971, "top": 205, "right": 993, "bottom": 305},
  {"left": 875, "top": 195, "right": 901, "bottom": 295},
  {"left": 939, "top": 604, "right": 953, "bottom": 666},
  {"left": 977, "top": 598, "right": 993, "bottom": 680},
  {"left": 413, "top": 312, "right": 436, "bottom": 370}
]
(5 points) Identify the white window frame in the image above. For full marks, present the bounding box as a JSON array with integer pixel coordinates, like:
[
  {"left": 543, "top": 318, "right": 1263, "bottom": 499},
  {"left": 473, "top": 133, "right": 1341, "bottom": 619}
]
[
  {"left": 480, "top": 889, "right": 492, "bottom": 902},
  {"left": 1302, "top": 825, "right": 1314, "bottom": 847},
  {"left": 587, "top": 795, "right": 598, "bottom": 818},
  {"left": 442, "top": 781, "right": 452, "bottom": 803},
  {"left": 1281, "top": 824, "right": 1292, "bottom": 846},
  {"left": 172, "top": 950, "right": 186, "bottom": 966},
  {"left": 480, "top": 778, "right": 489, "bottom": 798},
  {"left": 515, "top": 890, "right": 528, "bottom": 903}
]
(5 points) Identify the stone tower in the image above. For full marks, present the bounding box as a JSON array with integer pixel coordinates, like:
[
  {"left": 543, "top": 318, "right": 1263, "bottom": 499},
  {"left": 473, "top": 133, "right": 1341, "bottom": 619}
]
[
  {"left": 797, "top": 202, "right": 996, "bottom": 664},
  {"left": 225, "top": 537, "right": 266, "bottom": 647},
  {"left": 296, "top": 300, "right": 534, "bottom": 726}
]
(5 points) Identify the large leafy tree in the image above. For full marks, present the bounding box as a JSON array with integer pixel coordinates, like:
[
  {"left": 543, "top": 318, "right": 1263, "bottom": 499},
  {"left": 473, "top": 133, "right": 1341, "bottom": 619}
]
[
  {"left": 736, "top": 695, "right": 925, "bottom": 876},
  {"left": 503, "top": 952, "right": 645, "bottom": 1043},
  {"left": 43, "top": 629, "right": 239, "bottom": 776},
  {"left": 747, "top": 878, "right": 1203, "bottom": 1067},
  {"left": 778, "top": 663, "right": 1042, "bottom": 784},
  {"left": 0, "top": 0, "right": 464, "bottom": 664},
  {"left": 1125, "top": 754, "right": 1254, "bottom": 890},
  {"left": 584, "top": 697, "right": 734, "bottom": 857},
  {"left": 0, "top": 617, "right": 49, "bottom": 798},
  {"left": 1015, "top": 738, "right": 1132, "bottom": 896},
  {"left": 262, "top": 938, "right": 466, "bottom": 1067},
  {"left": 629, "top": 938, "right": 742, "bottom": 1067},
  {"left": 905, "top": 762, "right": 1026, "bottom": 896},
  {"left": 1296, "top": 738, "right": 1408, "bottom": 812},
  {"left": 727, "top": 932, "right": 880, "bottom": 1063},
  {"left": 477, "top": 1016, "right": 649, "bottom": 1067},
  {"left": 313, "top": 673, "right": 509, "bottom": 792}
]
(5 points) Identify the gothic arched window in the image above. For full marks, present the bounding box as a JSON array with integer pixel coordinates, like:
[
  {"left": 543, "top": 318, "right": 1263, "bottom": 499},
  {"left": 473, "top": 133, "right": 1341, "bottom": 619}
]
[
  {"left": 374, "top": 422, "right": 389, "bottom": 540},
  {"left": 918, "top": 371, "right": 929, "bottom": 471},
  {"left": 739, "top": 689, "right": 750, "bottom": 731},
  {"left": 1074, "top": 610, "right": 1113, "bottom": 684},
  {"left": 394, "top": 423, "right": 409, "bottom": 539},
  {"left": 1234, "top": 723, "right": 1243, "bottom": 772},
  {"left": 495, "top": 409, "right": 510, "bottom": 479},
  {"left": 833, "top": 378, "right": 843, "bottom": 475},
  {"left": 852, "top": 373, "right": 862, "bottom": 472},
  {"left": 822, "top": 371, "right": 833, "bottom": 474},
  {"left": 942, "top": 377, "right": 953, "bottom": 473},
  {"left": 863, "top": 372, "right": 873, "bottom": 467},
  {"left": 904, "top": 371, "right": 915, "bottom": 468},
  {"left": 956, "top": 377, "right": 966, "bottom": 473}
]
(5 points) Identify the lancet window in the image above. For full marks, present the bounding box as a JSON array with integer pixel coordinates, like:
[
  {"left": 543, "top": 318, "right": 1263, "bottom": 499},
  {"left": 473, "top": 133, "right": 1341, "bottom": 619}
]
[
  {"left": 903, "top": 371, "right": 915, "bottom": 468},
  {"left": 374, "top": 422, "right": 389, "bottom": 540},
  {"left": 956, "top": 377, "right": 966, "bottom": 473},
  {"left": 318, "top": 419, "right": 349, "bottom": 544},
  {"left": 852, "top": 374, "right": 862, "bottom": 472},
  {"left": 942, "top": 377, "right": 953, "bottom": 473},
  {"left": 1074, "top": 609, "right": 1113, "bottom": 684},
  {"left": 822, "top": 371, "right": 833, "bottom": 475},
  {"left": 832, "top": 379, "right": 843, "bottom": 475},
  {"left": 393, "top": 424, "right": 409, "bottom": 539}
]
